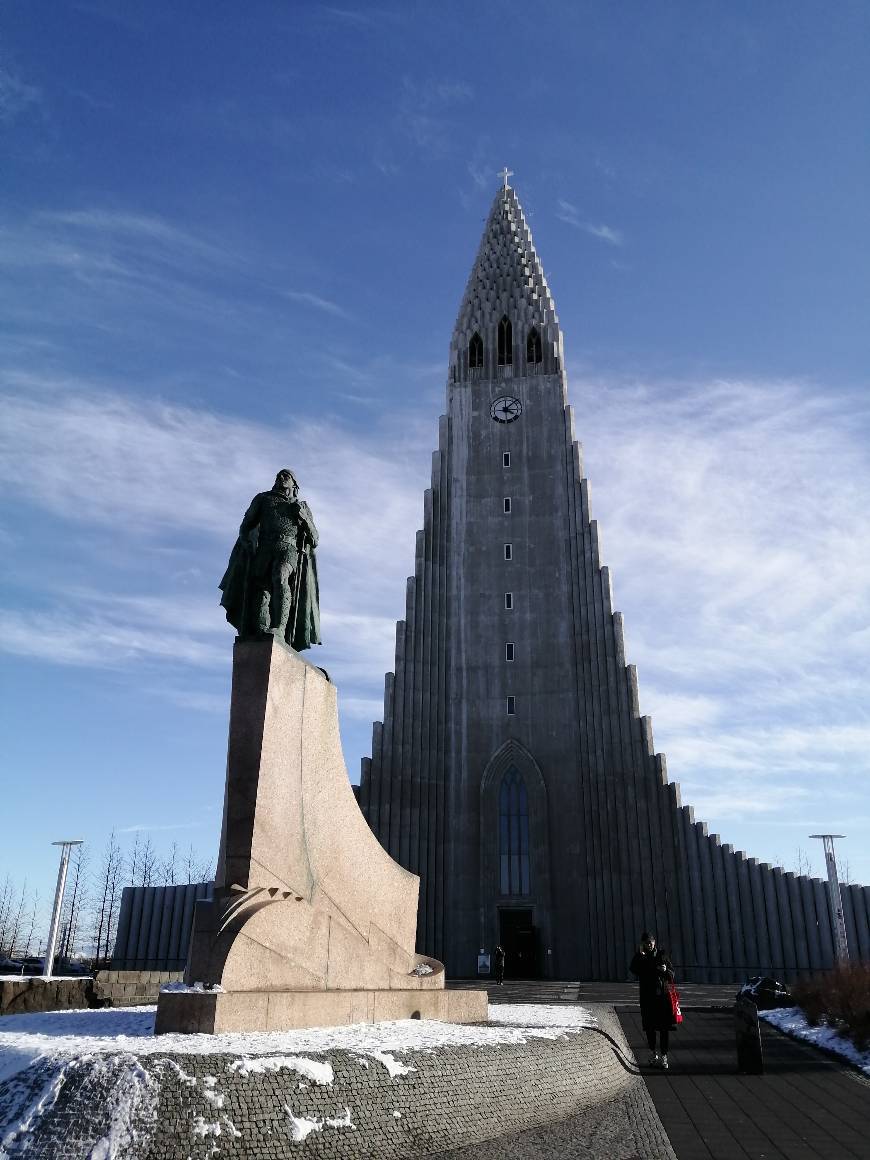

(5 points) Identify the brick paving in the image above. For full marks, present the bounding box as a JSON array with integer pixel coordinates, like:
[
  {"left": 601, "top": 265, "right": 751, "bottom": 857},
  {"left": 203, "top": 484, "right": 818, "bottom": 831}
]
[{"left": 618, "top": 1008, "right": 870, "bottom": 1160}]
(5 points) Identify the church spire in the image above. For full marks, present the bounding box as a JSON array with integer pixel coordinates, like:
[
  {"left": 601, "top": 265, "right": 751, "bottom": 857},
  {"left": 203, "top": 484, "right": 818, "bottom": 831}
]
[{"left": 450, "top": 180, "right": 562, "bottom": 382}]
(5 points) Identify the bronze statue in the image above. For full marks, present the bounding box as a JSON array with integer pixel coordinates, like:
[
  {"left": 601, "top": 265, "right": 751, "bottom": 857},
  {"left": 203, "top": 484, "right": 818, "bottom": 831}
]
[{"left": 219, "top": 469, "right": 321, "bottom": 650}]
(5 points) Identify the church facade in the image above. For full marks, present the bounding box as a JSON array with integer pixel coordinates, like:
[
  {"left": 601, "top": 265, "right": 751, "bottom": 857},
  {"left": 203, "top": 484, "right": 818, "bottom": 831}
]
[{"left": 358, "top": 181, "right": 868, "bottom": 982}]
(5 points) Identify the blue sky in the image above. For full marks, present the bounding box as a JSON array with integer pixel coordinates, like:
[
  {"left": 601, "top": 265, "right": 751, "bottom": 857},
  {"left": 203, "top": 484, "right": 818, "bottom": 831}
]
[{"left": 2, "top": 1, "right": 869, "bottom": 923}]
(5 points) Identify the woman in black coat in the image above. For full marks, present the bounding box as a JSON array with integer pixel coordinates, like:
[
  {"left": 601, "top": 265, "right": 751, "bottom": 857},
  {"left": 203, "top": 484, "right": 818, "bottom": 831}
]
[{"left": 629, "top": 931, "right": 675, "bottom": 1069}]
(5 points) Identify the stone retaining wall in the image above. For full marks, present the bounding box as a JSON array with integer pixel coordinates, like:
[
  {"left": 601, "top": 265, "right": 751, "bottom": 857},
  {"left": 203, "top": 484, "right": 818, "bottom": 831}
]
[
  {"left": 0, "top": 1007, "right": 656, "bottom": 1159},
  {"left": 0, "top": 971, "right": 183, "bottom": 1017}
]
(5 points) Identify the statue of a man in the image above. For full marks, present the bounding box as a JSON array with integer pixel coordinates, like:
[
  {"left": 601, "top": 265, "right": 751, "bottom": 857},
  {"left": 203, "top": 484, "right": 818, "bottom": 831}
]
[{"left": 219, "top": 469, "right": 321, "bottom": 650}]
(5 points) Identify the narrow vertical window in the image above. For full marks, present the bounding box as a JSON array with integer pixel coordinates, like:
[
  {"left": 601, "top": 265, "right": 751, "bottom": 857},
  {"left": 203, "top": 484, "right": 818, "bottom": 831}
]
[
  {"left": 505, "top": 642, "right": 515, "bottom": 661},
  {"left": 497, "top": 315, "right": 513, "bottom": 365},
  {"left": 503, "top": 452, "right": 511, "bottom": 467},
  {"left": 468, "top": 331, "right": 483, "bottom": 369},
  {"left": 503, "top": 497, "right": 511, "bottom": 513},
  {"left": 504, "top": 592, "right": 513, "bottom": 609},
  {"left": 499, "top": 766, "right": 530, "bottom": 896},
  {"left": 504, "top": 543, "right": 512, "bottom": 560},
  {"left": 506, "top": 696, "right": 516, "bottom": 715},
  {"left": 526, "top": 327, "right": 542, "bottom": 364}
]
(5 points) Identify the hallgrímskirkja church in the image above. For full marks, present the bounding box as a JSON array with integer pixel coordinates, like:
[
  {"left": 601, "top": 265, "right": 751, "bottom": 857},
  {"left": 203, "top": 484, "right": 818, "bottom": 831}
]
[{"left": 358, "top": 179, "right": 861, "bottom": 982}]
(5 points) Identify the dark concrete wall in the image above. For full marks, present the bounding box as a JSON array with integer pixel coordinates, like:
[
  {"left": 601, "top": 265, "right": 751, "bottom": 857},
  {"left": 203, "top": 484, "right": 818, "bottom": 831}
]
[{"left": 111, "top": 882, "right": 212, "bottom": 972}]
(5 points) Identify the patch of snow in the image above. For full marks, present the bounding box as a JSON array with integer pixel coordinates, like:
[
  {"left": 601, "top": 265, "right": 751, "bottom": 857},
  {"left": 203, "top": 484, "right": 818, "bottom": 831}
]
[
  {"left": 761, "top": 1007, "right": 870, "bottom": 1076},
  {"left": 392, "top": 1110, "right": 402, "bottom": 1119},
  {"left": 0, "top": 975, "right": 91, "bottom": 982},
  {"left": 160, "top": 981, "right": 225, "bottom": 993},
  {"left": 410, "top": 963, "right": 434, "bottom": 976},
  {"left": 228, "top": 1055, "right": 334, "bottom": 1084},
  {"left": 325, "top": 1106, "right": 353, "bottom": 1129},
  {"left": 221, "top": 1115, "right": 242, "bottom": 1139},
  {"left": 284, "top": 1107, "right": 322, "bottom": 1143},
  {"left": 85, "top": 1057, "right": 157, "bottom": 1160},
  {"left": 192, "top": 1115, "right": 222, "bottom": 1138},
  {"left": 359, "top": 1050, "right": 415, "bottom": 1078},
  {"left": 155, "top": 1057, "right": 197, "bottom": 1087}
]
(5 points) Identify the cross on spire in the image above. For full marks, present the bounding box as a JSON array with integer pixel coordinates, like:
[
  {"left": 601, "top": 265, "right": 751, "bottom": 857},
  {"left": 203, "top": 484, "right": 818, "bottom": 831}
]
[{"left": 500, "top": 166, "right": 513, "bottom": 189}]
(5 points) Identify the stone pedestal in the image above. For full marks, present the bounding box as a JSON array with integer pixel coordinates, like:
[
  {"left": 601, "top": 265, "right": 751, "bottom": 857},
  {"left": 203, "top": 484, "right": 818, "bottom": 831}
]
[{"left": 156, "top": 636, "right": 486, "bottom": 1034}]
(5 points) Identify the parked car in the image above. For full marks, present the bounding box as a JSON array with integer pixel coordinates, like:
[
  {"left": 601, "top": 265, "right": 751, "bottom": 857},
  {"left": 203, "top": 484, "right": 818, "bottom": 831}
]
[{"left": 55, "top": 959, "right": 91, "bottom": 977}]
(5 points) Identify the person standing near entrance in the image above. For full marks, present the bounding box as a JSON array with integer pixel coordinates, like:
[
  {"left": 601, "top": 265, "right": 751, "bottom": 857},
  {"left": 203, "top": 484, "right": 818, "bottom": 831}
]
[
  {"left": 630, "top": 932, "right": 675, "bottom": 1069},
  {"left": 493, "top": 944, "right": 506, "bottom": 986}
]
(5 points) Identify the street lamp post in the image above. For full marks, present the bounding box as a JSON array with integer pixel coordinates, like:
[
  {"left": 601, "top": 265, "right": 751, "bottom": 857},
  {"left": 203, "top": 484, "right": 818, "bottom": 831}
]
[
  {"left": 810, "top": 834, "right": 849, "bottom": 964},
  {"left": 42, "top": 840, "right": 83, "bottom": 979}
]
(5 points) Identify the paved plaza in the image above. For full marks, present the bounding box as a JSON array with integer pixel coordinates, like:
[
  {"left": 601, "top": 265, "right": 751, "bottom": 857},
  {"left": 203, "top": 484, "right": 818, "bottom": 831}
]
[{"left": 442, "top": 982, "right": 870, "bottom": 1160}]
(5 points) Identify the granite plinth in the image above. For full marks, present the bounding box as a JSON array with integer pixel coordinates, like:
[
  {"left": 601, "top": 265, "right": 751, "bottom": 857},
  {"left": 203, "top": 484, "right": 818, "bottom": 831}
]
[
  {"left": 155, "top": 986, "right": 487, "bottom": 1034},
  {"left": 157, "top": 636, "right": 472, "bottom": 1035}
]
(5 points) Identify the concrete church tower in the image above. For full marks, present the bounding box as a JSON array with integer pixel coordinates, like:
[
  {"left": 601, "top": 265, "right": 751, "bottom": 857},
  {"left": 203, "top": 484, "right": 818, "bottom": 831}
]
[{"left": 359, "top": 179, "right": 867, "bottom": 981}]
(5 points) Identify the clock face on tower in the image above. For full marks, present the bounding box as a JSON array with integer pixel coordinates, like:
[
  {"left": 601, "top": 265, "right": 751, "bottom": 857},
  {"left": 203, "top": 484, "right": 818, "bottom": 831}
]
[{"left": 490, "top": 395, "right": 523, "bottom": 423}]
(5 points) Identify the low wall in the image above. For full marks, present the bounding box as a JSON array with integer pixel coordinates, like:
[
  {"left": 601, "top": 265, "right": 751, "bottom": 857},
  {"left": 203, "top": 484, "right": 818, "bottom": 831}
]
[
  {"left": 0, "top": 971, "right": 185, "bottom": 1017},
  {"left": 96, "top": 970, "right": 183, "bottom": 1007},
  {"left": 0, "top": 978, "right": 95, "bottom": 1017},
  {"left": 0, "top": 1006, "right": 673, "bottom": 1160}
]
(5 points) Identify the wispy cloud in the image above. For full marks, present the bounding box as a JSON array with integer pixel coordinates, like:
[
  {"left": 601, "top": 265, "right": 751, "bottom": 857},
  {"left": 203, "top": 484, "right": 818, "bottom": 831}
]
[
  {"left": 2, "top": 368, "right": 869, "bottom": 874},
  {"left": 556, "top": 199, "right": 624, "bottom": 246},
  {"left": 36, "top": 209, "right": 229, "bottom": 264},
  {"left": 0, "top": 67, "right": 42, "bottom": 125},
  {"left": 283, "top": 289, "right": 351, "bottom": 318},
  {"left": 396, "top": 77, "right": 474, "bottom": 158},
  {"left": 117, "top": 820, "right": 205, "bottom": 834}
]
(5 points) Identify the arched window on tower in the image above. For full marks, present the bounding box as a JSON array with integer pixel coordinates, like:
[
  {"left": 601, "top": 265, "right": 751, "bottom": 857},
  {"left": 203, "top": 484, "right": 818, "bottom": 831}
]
[
  {"left": 497, "top": 316, "right": 513, "bottom": 366},
  {"left": 468, "top": 331, "right": 483, "bottom": 369},
  {"left": 526, "top": 327, "right": 542, "bottom": 365},
  {"left": 499, "top": 766, "right": 530, "bottom": 895}
]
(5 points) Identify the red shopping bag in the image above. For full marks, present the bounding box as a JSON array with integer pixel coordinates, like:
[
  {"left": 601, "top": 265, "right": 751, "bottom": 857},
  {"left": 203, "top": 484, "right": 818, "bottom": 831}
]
[{"left": 668, "top": 982, "right": 683, "bottom": 1024}]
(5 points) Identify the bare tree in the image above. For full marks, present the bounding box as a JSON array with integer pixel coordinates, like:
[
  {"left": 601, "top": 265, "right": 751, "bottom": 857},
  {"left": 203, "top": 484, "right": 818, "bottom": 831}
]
[
  {"left": 159, "top": 841, "right": 180, "bottom": 885},
  {"left": 20, "top": 890, "right": 40, "bottom": 959},
  {"left": 183, "top": 843, "right": 197, "bottom": 884},
  {"left": 794, "top": 848, "right": 814, "bottom": 878},
  {"left": 137, "top": 834, "right": 158, "bottom": 887},
  {"left": 0, "top": 875, "right": 14, "bottom": 955},
  {"left": 92, "top": 832, "right": 124, "bottom": 968},
  {"left": 59, "top": 846, "right": 90, "bottom": 962},
  {"left": 127, "top": 832, "right": 142, "bottom": 887},
  {"left": 2, "top": 879, "right": 28, "bottom": 959}
]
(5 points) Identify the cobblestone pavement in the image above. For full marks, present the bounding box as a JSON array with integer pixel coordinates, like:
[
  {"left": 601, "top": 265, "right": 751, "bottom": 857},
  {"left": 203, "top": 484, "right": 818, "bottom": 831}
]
[
  {"left": 425, "top": 1076, "right": 676, "bottom": 1160},
  {"left": 618, "top": 1009, "right": 870, "bottom": 1160}
]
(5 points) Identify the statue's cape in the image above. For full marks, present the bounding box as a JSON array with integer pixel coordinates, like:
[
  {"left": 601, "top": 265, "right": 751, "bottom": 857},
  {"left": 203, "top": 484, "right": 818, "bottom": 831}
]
[{"left": 218, "top": 536, "right": 250, "bottom": 632}]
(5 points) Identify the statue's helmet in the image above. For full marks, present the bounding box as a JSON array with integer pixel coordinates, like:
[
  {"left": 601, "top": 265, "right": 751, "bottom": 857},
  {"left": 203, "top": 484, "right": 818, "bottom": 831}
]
[{"left": 274, "top": 468, "right": 298, "bottom": 491}]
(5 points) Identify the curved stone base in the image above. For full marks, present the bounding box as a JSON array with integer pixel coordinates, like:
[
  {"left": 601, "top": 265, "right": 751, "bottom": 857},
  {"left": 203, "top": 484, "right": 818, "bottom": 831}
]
[{"left": 0, "top": 1007, "right": 671, "bottom": 1160}]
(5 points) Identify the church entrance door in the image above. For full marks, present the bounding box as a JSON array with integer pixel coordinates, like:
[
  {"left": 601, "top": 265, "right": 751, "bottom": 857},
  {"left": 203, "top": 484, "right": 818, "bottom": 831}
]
[{"left": 499, "top": 908, "right": 538, "bottom": 978}]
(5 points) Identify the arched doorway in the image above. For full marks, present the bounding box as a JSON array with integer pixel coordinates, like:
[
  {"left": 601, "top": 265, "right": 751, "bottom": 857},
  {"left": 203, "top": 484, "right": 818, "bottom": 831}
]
[{"left": 479, "top": 740, "right": 553, "bottom": 978}]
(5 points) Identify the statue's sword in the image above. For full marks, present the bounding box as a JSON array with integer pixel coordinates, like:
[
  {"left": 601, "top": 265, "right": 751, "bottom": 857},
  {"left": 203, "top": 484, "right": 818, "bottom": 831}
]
[{"left": 290, "top": 537, "right": 307, "bottom": 647}]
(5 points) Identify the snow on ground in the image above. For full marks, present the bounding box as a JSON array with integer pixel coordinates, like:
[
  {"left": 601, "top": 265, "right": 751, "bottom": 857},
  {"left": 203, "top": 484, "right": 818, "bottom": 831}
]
[
  {"left": 0, "top": 1004, "right": 596, "bottom": 1157},
  {"left": 0, "top": 975, "right": 91, "bottom": 982},
  {"left": 228, "top": 1055, "right": 334, "bottom": 1084},
  {"left": 0, "top": 1002, "right": 597, "bottom": 1085},
  {"left": 761, "top": 1007, "right": 870, "bottom": 1076}
]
